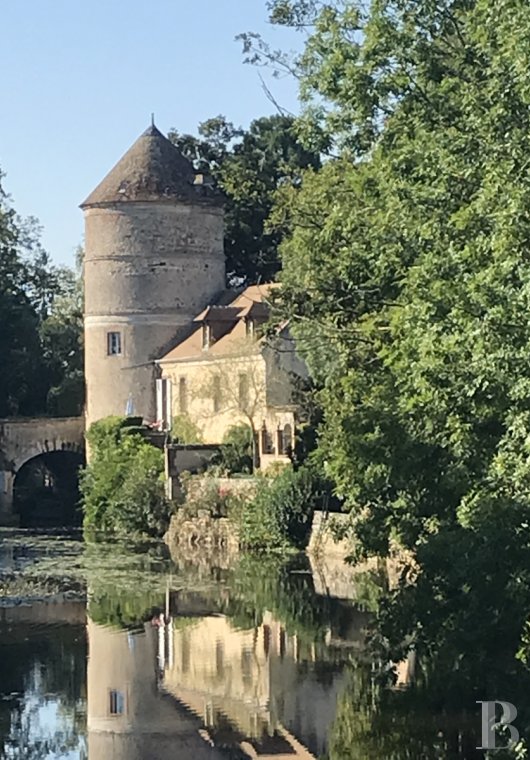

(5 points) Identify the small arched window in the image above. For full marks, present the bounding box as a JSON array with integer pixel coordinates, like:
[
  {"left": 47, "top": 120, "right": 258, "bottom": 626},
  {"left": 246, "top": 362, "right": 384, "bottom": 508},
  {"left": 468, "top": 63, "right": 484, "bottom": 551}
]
[{"left": 261, "top": 422, "right": 274, "bottom": 455}]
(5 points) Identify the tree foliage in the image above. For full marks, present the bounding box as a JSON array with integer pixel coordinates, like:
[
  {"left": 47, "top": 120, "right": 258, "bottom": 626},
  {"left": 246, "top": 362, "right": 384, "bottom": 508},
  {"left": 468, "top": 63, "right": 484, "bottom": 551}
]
[
  {"left": 171, "top": 414, "right": 204, "bottom": 444},
  {"left": 254, "top": 0, "right": 530, "bottom": 743},
  {"left": 219, "top": 423, "right": 254, "bottom": 474},
  {"left": 231, "top": 464, "right": 322, "bottom": 551},
  {"left": 40, "top": 247, "right": 84, "bottom": 416},
  {"left": 269, "top": 0, "right": 530, "bottom": 551},
  {"left": 81, "top": 417, "right": 169, "bottom": 537},
  {"left": 169, "top": 114, "right": 321, "bottom": 284},
  {"left": 0, "top": 175, "right": 83, "bottom": 417}
]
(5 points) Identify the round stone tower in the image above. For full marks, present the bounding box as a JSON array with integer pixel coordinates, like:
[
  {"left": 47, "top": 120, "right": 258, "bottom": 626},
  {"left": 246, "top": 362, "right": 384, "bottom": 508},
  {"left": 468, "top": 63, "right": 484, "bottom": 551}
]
[{"left": 81, "top": 124, "right": 225, "bottom": 429}]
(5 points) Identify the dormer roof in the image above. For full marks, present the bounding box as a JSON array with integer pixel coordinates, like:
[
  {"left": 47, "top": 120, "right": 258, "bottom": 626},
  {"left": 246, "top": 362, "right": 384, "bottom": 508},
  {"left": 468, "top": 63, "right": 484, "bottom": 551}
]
[
  {"left": 193, "top": 306, "right": 242, "bottom": 323},
  {"left": 81, "top": 124, "right": 223, "bottom": 208},
  {"left": 158, "top": 283, "right": 277, "bottom": 362}
]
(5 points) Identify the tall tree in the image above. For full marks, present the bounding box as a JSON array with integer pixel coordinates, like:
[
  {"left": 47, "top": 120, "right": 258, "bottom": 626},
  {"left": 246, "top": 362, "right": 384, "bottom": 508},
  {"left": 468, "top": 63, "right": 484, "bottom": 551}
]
[
  {"left": 0, "top": 173, "right": 84, "bottom": 417},
  {"left": 0, "top": 178, "right": 48, "bottom": 416},
  {"left": 260, "top": 0, "right": 530, "bottom": 700},
  {"left": 266, "top": 0, "right": 530, "bottom": 548},
  {"left": 169, "top": 114, "right": 321, "bottom": 284},
  {"left": 40, "top": 247, "right": 84, "bottom": 416}
]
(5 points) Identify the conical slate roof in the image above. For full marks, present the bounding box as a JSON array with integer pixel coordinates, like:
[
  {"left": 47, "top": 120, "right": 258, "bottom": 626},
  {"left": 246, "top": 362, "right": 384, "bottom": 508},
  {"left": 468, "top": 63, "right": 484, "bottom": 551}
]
[{"left": 81, "top": 124, "right": 221, "bottom": 207}]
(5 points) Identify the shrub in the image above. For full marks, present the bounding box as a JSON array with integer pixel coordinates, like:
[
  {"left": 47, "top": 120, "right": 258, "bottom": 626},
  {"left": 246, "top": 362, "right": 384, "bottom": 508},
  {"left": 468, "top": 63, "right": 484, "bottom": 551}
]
[
  {"left": 81, "top": 417, "right": 170, "bottom": 538},
  {"left": 232, "top": 464, "right": 322, "bottom": 551},
  {"left": 178, "top": 472, "right": 254, "bottom": 518},
  {"left": 179, "top": 473, "right": 231, "bottom": 518},
  {"left": 210, "top": 424, "right": 254, "bottom": 475},
  {"left": 171, "top": 414, "right": 203, "bottom": 444}
]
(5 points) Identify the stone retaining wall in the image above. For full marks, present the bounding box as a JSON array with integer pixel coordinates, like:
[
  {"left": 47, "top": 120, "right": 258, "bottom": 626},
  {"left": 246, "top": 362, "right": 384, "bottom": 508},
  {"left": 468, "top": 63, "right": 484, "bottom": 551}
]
[
  {"left": 307, "top": 510, "right": 352, "bottom": 558},
  {"left": 165, "top": 512, "right": 239, "bottom": 553}
]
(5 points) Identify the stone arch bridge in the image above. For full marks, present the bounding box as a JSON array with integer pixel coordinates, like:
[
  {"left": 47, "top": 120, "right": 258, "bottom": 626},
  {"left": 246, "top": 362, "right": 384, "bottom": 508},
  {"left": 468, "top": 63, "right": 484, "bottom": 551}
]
[{"left": 0, "top": 417, "right": 85, "bottom": 524}]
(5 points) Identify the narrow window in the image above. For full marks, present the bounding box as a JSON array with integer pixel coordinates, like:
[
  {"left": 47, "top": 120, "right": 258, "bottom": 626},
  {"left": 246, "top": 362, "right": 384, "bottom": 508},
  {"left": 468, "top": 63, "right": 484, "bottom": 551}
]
[
  {"left": 212, "top": 375, "right": 221, "bottom": 413},
  {"left": 178, "top": 377, "right": 187, "bottom": 414},
  {"left": 279, "top": 628, "right": 286, "bottom": 659},
  {"left": 261, "top": 423, "right": 274, "bottom": 455},
  {"left": 246, "top": 318, "right": 255, "bottom": 338},
  {"left": 202, "top": 322, "right": 212, "bottom": 350},
  {"left": 241, "top": 648, "right": 253, "bottom": 687},
  {"left": 263, "top": 624, "right": 271, "bottom": 658},
  {"left": 109, "top": 689, "right": 125, "bottom": 715},
  {"left": 107, "top": 331, "right": 122, "bottom": 356},
  {"left": 181, "top": 633, "right": 190, "bottom": 674},
  {"left": 238, "top": 373, "right": 249, "bottom": 411},
  {"left": 282, "top": 423, "right": 293, "bottom": 455}
]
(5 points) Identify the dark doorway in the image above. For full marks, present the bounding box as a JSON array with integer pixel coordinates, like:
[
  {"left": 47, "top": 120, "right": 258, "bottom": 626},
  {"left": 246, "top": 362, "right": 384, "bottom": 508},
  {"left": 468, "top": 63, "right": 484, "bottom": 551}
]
[{"left": 14, "top": 451, "right": 85, "bottom": 527}]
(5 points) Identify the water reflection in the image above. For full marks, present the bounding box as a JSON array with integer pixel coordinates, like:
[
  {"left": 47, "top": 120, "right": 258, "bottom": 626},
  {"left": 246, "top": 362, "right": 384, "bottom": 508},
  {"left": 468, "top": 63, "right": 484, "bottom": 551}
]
[
  {"left": 160, "top": 609, "right": 361, "bottom": 757},
  {"left": 84, "top": 554, "right": 368, "bottom": 759},
  {"left": 0, "top": 531, "right": 526, "bottom": 758},
  {"left": 0, "top": 605, "right": 86, "bottom": 759},
  {"left": 87, "top": 619, "right": 224, "bottom": 760}
]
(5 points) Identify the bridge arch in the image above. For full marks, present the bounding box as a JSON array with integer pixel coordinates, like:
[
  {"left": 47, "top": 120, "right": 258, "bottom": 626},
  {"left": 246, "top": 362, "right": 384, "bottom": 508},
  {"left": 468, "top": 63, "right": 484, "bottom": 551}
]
[
  {"left": 14, "top": 449, "right": 85, "bottom": 527},
  {"left": 0, "top": 417, "right": 85, "bottom": 526}
]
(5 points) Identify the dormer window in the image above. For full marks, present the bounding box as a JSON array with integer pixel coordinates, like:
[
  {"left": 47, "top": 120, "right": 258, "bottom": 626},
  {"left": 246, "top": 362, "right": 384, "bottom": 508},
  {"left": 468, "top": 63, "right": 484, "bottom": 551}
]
[{"left": 202, "top": 323, "right": 212, "bottom": 350}]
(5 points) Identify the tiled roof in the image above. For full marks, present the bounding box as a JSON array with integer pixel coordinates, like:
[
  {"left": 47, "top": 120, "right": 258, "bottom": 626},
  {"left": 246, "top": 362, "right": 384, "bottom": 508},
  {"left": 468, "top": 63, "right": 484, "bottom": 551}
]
[
  {"left": 158, "top": 283, "right": 277, "bottom": 362},
  {"left": 81, "top": 124, "right": 222, "bottom": 207}
]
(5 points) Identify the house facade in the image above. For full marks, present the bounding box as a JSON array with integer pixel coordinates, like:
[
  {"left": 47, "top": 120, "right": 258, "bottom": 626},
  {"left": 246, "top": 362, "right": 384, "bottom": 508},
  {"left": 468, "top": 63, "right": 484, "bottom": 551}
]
[{"left": 156, "top": 285, "right": 307, "bottom": 468}]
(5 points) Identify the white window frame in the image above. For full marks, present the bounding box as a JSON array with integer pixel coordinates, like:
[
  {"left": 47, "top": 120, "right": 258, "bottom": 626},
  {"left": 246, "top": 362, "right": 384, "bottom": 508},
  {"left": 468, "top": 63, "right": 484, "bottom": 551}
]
[{"left": 107, "top": 331, "right": 122, "bottom": 356}]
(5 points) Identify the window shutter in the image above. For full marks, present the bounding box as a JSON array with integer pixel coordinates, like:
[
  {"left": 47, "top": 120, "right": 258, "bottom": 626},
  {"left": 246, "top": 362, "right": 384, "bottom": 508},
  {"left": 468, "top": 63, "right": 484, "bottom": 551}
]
[{"left": 156, "top": 378, "right": 164, "bottom": 425}]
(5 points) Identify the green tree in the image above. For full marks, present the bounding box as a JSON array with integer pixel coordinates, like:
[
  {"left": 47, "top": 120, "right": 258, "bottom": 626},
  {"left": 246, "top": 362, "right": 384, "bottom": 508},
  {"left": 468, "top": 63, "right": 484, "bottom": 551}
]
[
  {"left": 81, "top": 417, "right": 169, "bottom": 537},
  {"left": 169, "top": 114, "right": 321, "bottom": 284},
  {"left": 0, "top": 173, "right": 84, "bottom": 417},
  {"left": 251, "top": 3, "right": 530, "bottom": 745},
  {"left": 262, "top": 0, "right": 530, "bottom": 553},
  {"left": 40, "top": 247, "right": 84, "bottom": 416},
  {"left": 217, "top": 423, "right": 254, "bottom": 474},
  {"left": 0, "top": 177, "right": 48, "bottom": 416}
]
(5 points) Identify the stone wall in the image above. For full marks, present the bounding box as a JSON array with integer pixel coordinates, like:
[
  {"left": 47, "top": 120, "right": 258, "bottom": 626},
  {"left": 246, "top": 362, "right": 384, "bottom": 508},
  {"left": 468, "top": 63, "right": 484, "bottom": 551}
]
[
  {"left": 83, "top": 201, "right": 225, "bottom": 427},
  {"left": 164, "top": 476, "right": 257, "bottom": 558},
  {"left": 165, "top": 512, "right": 239, "bottom": 554},
  {"left": 307, "top": 510, "right": 353, "bottom": 559}
]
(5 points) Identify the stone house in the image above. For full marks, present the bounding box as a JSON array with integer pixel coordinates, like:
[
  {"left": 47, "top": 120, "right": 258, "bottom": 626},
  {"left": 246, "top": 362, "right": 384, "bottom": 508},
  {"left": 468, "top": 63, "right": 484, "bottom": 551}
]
[
  {"left": 81, "top": 123, "right": 308, "bottom": 467},
  {"left": 155, "top": 284, "right": 307, "bottom": 468}
]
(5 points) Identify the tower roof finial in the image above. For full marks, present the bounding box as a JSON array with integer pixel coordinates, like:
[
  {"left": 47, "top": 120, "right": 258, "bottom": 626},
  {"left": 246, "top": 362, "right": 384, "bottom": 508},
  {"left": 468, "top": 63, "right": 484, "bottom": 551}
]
[{"left": 151, "top": 112, "right": 155, "bottom": 127}]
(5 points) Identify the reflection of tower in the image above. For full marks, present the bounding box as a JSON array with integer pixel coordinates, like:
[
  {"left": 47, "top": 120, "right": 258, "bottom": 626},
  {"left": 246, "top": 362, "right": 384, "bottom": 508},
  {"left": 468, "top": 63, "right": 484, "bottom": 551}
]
[
  {"left": 162, "top": 614, "right": 343, "bottom": 758},
  {"left": 86, "top": 618, "right": 224, "bottom": 760},
  {"left": 81, "top": 124, "right": 225, "bottom": 428}
]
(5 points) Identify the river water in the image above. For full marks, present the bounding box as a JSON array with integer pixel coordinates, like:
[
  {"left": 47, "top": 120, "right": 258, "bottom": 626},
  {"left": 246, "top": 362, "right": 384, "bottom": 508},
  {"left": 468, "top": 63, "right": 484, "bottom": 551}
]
[{"left": 0, "top": 529, "right": 514, "bottom": 759}]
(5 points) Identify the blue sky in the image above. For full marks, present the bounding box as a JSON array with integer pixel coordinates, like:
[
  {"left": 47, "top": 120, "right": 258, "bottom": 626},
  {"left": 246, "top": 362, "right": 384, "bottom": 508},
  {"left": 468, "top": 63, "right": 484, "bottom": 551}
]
[{"left": 0, "top": 1, "right": 302, "bottom": 265}]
